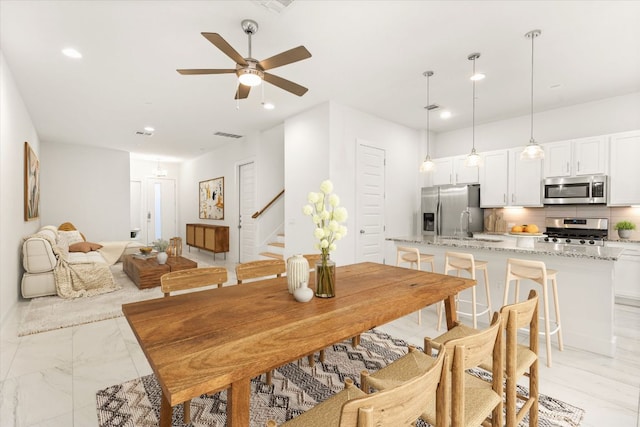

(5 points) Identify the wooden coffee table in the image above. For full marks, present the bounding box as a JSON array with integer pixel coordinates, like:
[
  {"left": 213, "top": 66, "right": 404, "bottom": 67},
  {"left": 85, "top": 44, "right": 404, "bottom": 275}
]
[{"left": 123, "top": 254, "right": 198, "bottom": 289}]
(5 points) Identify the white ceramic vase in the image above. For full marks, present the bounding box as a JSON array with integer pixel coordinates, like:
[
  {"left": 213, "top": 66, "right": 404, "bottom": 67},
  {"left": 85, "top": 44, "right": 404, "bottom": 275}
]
[
  {"left": 157, "top": 251, "right": 168, "bottom": 265},
  {"left": 287, "top": 254, "right": 310, "bottom": 294},
  {"left": 293, "top": 281, "right": 314, "bottom": 302}
]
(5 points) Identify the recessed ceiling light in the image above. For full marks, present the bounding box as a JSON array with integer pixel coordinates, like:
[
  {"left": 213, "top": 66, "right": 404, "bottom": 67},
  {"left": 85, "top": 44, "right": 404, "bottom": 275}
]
[
  {"left": 144, "top": 126, "right": 155, "bottom": 132},
  {"left": 62, "top": 48, "right": 82, "bottom": 59},
  {"left": 440, "top": 111, "right": 452, "bottom": 119},
  {"left": 262, "top": 102, "right": 275, "bottom": 110},
  {"left": 470, "top": 73, "right": 485, "bottom": 81}
]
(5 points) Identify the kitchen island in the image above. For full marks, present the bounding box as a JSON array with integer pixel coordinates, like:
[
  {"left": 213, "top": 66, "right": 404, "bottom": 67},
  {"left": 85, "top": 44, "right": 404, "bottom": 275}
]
[{"left": 387, "top": 234, "right": 626, "bottom": 357}]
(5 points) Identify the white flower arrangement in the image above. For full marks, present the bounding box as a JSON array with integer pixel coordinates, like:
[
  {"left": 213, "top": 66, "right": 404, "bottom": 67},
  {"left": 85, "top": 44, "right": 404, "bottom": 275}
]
[{"left": 303, "top": 180, "right": 348, "bottom": 259}]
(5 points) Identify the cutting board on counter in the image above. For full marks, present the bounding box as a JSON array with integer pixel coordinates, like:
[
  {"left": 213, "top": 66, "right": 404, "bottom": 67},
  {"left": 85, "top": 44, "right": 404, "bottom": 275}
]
[{"left": 485, "top": 209, "right": 507, "bottom": 233}]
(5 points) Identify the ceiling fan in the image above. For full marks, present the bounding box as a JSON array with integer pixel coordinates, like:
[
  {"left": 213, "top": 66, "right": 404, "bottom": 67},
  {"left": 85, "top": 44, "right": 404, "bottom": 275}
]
[{"left": 177, "top": 19, "right": 312, "bottom": 100}]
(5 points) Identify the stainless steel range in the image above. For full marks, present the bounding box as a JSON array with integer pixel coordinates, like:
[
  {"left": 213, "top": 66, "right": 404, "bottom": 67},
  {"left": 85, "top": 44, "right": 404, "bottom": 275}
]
[{"left": 542, "top": 217, "right": 609, "bottom": 246}]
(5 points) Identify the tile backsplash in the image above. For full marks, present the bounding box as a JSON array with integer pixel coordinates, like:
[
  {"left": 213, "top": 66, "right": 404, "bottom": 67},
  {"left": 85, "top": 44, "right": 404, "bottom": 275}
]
[{"left": 484, "top": 206, "right": 640, "bottom": 240}]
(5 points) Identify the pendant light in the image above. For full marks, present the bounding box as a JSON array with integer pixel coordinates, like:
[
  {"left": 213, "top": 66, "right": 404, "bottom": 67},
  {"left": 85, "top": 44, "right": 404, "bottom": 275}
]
[
  {"left": 521, "top": 29, "right": 544, "bottom": 160},
  {"left": 420, "top": 71, "right": 435, "bottom": 172},
  {"left": 465, "top": 53, "right": 482, "bottom": 167}
]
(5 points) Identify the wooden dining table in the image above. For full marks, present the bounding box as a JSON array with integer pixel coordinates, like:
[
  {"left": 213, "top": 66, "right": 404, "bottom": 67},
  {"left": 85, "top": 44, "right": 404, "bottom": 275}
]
[{"left": 122, "top": 262, "right": 476, "bottom": 427}]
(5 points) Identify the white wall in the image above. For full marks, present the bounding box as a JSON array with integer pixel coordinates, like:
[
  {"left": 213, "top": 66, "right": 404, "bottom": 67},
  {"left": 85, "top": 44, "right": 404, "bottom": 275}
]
[
  {"left": 432, "top": 91, "right": 640, "bottom": 157},
  {"left": 0, "top": 53, "right": 41, "bottom": 325},
  {"left": 179, "top": 125, "right": 284, "bottom": 263},
  {"left": 284, "top": 101, "right": 421, "bottom": 266},
  {"left": 40, "top": 142, "right": 130, "bottom": 241}
]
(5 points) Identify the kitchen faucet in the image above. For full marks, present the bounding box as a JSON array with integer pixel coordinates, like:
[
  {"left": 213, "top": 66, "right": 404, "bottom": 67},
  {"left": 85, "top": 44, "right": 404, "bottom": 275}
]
[{"left": 460, "top": 208, "right": 473, "bottom": 238}]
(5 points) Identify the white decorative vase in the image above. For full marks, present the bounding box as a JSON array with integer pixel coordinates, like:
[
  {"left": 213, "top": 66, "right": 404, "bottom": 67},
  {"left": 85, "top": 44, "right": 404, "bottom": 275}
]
[
  {"left": 156, "top": 251, "right": 168, "bottom": 265},
  {"left": 287, "top": 254, "right": 310, "bottom": 294},
  {"left": 293, "top": 282, "right": 314, "bottom": 303}
]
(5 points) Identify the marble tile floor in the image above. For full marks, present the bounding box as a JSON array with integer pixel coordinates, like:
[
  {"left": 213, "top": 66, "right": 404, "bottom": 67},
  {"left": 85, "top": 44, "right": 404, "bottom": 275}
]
[{"left": 0, "top": 249, "right": 638, "bottom": 426}]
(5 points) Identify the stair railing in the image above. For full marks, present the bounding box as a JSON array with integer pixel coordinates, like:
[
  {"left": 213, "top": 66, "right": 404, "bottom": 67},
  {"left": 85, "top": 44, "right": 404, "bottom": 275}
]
[{"left": 252, "top": 189, "right": 285, "bottom": 219}]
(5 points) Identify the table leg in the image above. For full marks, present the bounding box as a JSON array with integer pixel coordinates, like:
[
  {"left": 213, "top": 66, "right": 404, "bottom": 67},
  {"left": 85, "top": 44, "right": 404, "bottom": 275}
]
[
  {"left": 159, "top": 392, "right": 172, "bottom": 427},
  {"left": 444, "top": 294, "right": 458, "bottom": 330},
  {"left": 227, "top": 379, "right": 250, "bottom": 426}
]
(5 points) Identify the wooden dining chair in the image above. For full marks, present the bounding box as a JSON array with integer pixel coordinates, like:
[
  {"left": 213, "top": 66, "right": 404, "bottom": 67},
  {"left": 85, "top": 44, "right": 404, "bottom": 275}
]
[
  {"left": 266, "top": 349, "right": 448, "bottom": 427},
  {"left": 160, "top": 266, "right": 228, "bottom": 296},
  {"left": 236, "top": 259, "right": 286, "bottom": 284},
  {"left": 361, "top": 312, "right": 503, "bottom": 427},
  {"left": 159, "top": 266, "right": 228, "bottom": 424}
]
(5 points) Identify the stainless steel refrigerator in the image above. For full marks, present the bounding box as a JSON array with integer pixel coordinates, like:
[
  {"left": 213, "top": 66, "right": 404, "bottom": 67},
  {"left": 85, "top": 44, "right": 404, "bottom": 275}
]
[{"left": 421, "top": 184, "right": 483, "bottom": 236}]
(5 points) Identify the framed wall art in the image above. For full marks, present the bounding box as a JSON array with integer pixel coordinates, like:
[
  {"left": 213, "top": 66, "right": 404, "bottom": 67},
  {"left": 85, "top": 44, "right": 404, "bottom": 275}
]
[
  {"left": 199, "top": 177, "right": 224, "bottom": 220},
  {"left": 24, "top": 142, "right": 40, "bottom": 221}
]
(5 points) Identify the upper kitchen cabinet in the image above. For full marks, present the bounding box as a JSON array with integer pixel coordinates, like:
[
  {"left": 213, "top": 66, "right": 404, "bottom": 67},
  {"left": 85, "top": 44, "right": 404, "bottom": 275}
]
[
  {"left": 609, "top": 130, "right": 640, "bottom": 206},
  {"left": 543, "top": 136, "right": 608, "bottom": 178},
  {"left": 431, "top": 155, "right": 479, "bottom": 186},
  {"left": 480, "top": 148, "right": 542, "bottom": 207}
]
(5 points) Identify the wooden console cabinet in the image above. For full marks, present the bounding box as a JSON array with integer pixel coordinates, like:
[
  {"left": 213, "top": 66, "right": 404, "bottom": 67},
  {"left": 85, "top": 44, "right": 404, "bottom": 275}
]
[{"left": 186, "top": 223, "right": 229, "bottom": 259}]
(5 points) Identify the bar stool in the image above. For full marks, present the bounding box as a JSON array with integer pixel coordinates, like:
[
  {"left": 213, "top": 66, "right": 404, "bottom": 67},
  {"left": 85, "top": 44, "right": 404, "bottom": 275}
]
[
  {"left": 396, "top": 246, "right": 435, "bottom": 325},
  {"left": 438, "top": 251, "right": 492, "bottom": 330},
  {"left": 503, "top": 258, "right": 563, "bottom": 367}
]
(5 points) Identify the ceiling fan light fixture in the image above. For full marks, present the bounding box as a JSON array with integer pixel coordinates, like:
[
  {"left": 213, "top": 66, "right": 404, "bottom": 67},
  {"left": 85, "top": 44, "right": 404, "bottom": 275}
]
[{"left": 237, "top": 68, "right": 263, "bottom": 86}]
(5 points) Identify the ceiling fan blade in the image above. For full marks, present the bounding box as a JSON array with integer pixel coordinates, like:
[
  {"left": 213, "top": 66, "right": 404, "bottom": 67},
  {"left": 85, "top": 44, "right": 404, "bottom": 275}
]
[
  {"left": 259, "top": 46, "right": 312, "bottom": 71},
  {"left": 202, "top": 33, "right": 248, "bottom": 66},
  {"left": 263, "top": 73, "right": 308, "bottom": 97},
  {"left": 177, "top": 69, "right": 236, "bottom": 75},
  {"left": 235, "top": 84, "right": 251, "bottom": 100}
]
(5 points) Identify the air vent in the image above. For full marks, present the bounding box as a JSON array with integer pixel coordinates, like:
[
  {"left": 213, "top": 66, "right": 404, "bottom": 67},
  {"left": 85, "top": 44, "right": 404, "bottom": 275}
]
[
  {"left": 252, "top": 0, "right": 295, "bottom": 13},
  {"left": 135, "top": 131, "right": 154, "bottom": 137},
  {"left": 424, "top": 104, "right": 440, "bottom": 111},
  {"left": 214, "top": 131, "right": 243, "bottom": 139}
]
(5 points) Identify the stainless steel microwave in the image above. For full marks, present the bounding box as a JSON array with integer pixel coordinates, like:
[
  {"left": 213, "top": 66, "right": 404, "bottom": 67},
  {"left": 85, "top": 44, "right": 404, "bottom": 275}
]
[{"left": 542, "top": 175, "right": 607, "bottom": 205}]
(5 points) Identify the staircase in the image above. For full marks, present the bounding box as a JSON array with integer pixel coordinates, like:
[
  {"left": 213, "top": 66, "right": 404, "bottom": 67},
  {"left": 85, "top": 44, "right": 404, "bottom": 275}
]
[{"left": 260, "top": 233, "right": 285, "bottom": 260}]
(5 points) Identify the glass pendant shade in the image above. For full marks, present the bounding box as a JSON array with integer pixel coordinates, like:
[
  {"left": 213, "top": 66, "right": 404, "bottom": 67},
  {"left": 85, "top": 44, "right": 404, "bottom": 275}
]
[
  {"left": 464, "top": 148, "right": 482, "bottom": 167},
  {"left": 420, "top": 155, "right": 435, "bottom": 172},
  {"left": 520, "top": 30, "right": 544, "bottom": 161},
  {"left": 238, "top": 72, "right": 262, "bottom": 87},
  {"left": 521, "top": 140, "right": 545, "bottom": 160}
]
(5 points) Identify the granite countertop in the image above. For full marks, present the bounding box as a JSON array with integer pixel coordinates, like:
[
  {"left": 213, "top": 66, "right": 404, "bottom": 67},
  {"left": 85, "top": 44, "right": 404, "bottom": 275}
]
[{"left": 387, "top": 235, "right": 626, "bottom": 261}]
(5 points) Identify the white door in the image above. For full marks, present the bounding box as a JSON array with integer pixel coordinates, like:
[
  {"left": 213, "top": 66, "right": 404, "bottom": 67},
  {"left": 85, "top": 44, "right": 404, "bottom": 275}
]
[
  {"left": 356, "top": 143, "right": 385, "bottom": 263},
  {"left": 146, "top": 178, "right": 176, "bottom": 244},
  {"left": 238, "top": 161, "right": 257, "bottom": 262}
]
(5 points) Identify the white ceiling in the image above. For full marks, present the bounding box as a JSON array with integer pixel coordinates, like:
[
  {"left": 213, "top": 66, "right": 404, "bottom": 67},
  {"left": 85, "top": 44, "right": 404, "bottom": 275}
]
[{"left": 1, "top": 1, "right": 639, "bottom": 161}]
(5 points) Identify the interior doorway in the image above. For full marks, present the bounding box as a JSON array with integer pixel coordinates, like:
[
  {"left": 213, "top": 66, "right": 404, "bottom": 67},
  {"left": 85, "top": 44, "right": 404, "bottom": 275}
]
[
  {"left": 238, "top": 161, "right": 257, "bottom": 262},
  {"left": 356, "top": 143, "right": 386, "bottom": 263},
  {"left": 145, "top": 178, "right": 177, "bottom": 244}
]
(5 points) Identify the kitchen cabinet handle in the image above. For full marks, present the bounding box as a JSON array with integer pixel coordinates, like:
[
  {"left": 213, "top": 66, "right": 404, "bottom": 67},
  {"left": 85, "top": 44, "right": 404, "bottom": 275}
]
[
  {"left": 455, "top": 173, "right": 459, "bottom": 183},
  {"left": 566, "top": 162, "right": 570, "bottom": 173},
  {"left": 512, "top": 194, "right": 515, "bottom": 203},
  {"left": 450, "top": 174, "right": 453, "bottom": 184},
  {"left": 577, "top": 161, "right": 581, "bottom": 172},
  {"left": 503, "top": 194, "right": 507, "bottom": 203}
]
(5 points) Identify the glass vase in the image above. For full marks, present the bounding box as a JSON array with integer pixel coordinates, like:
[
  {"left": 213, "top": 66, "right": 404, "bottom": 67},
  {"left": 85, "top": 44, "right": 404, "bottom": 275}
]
[{"left": 315, "top": 255, "right": 336, "bottom": 298}]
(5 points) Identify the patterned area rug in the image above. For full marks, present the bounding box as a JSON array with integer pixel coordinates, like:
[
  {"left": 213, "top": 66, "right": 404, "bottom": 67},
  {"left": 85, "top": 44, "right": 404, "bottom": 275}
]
[
  {"left": 18, "top": 264, "right": 162, "bottom": 336},
  {"left": 96, "top": 330, "right": 584, "bottom": 427}
]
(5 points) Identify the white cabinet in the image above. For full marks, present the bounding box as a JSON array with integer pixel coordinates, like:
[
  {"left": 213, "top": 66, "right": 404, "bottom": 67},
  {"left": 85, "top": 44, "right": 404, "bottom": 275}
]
[
  {"left": 480, "top": 148, "right": 542, "bottom": 207},
  {"left": 431, "top": 156, "right": 479, "bottom": 186},
  {"left": 543, "top": 136, "right": 608, "bottom": 178},
  {"left": 608, "top": 241, "right": 640, "bottom": 305},
  {"left": 609, "top": 130, "right": 640, "bottom": 206}
]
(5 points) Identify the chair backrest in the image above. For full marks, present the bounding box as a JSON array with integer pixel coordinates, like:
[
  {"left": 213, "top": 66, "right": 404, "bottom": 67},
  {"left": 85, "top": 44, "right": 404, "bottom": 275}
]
[
  {"left": 506, "top": 258, "right": 548, "bottom": 286},
  {"left": 396, "top": 246, "right": 420, "bottom": 268},
  {"left": 501, "top": 289, "right": 539, "bottom": 368},
  {"left": 444, "top": 251, "right": 476, "bottom": 278},
  {"left": 443, "top": 312, "right": 503, "bottom": 427},
  {"left": 339, "top": 349, "right": 449, "bottom": 427},
  {"left": 302, "top": 254, "right": 321, "bottom": 271},
  {"left": 236, "top": 259, "right": 286, "bottom": 284},
  {"left": 160, "top": 267, "right": 228, "bottom": 297}
]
